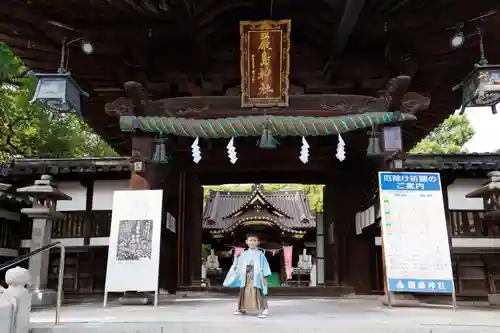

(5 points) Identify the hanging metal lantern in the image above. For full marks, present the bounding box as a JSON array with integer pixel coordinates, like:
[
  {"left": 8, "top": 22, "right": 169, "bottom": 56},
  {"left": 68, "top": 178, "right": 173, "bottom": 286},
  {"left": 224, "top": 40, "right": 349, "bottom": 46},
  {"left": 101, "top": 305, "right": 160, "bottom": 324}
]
[
  {"left": 152, "top": 136, "right": 169, "bottom": 163},
  {"left": 366, "top": 127, "right": 382, "bottom": 156},
  {"left": 454, "top": 63, "right": 500, "bottom": 114},
  {"left": 29, "top": 71, "right": 89, "bottom": 118},
  {"left": 452, "top": 26, "right": 500, "bottom": 115},
  {"left": 258, "top": 121, "right": 279, "bottom": 149}
]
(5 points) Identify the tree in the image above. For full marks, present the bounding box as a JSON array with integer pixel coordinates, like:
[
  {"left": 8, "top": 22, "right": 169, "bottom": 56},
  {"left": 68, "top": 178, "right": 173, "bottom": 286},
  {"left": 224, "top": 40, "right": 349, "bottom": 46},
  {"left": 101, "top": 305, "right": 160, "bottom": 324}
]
[
  {"left": 0, "top": 43, "right": 117, "bottom": 162},
  {"left": 409, "top": 114, "right": 475, "bottom": 154}
]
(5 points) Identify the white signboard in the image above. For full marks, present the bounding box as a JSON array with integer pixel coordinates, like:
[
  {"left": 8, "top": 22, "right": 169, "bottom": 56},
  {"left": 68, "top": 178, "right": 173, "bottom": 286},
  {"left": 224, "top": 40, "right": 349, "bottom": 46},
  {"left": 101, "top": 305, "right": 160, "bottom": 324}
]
[
  {"left": 378, "top": 172, "right": 454, "bottom": 294},
  {"left": 104, "top": 190, "right": 163, "bottom": 294}
]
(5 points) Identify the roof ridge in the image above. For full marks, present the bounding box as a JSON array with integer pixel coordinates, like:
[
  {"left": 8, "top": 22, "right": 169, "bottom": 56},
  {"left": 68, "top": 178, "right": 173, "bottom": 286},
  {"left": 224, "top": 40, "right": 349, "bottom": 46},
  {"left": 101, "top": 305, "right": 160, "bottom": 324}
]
[{"left": 222, "top": 187, "right": 290, "bottom": 219}]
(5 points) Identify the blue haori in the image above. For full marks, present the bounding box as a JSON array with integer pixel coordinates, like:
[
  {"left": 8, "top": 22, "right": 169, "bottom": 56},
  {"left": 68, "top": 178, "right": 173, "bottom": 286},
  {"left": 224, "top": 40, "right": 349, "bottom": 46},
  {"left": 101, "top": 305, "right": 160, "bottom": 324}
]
[
  {"left": 387, "top": 278, "right": 454, "bottom": 293},
  {"left": 223, "top": 248, "right": 271, "bottom": 296}
]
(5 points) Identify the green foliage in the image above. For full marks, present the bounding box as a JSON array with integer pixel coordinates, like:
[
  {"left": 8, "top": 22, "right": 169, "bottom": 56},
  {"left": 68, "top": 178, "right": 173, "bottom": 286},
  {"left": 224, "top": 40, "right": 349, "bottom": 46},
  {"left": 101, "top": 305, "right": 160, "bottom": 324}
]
[
  {"left": 0, "top": 43, "right": 117, "bottom": 162},
  {"left": 409, "top": 115, "right": 475, "bottom": 154},
  {"left": 203, "top": 184, "right": 324, "bottom": 212}
]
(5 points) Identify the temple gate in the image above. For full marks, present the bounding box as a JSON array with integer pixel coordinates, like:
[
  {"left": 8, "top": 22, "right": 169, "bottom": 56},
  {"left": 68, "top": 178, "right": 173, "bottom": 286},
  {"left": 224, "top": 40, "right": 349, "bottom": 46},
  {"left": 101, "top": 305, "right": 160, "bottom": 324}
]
[{"left": 3, "top": 0, "right": 500, "bottom": 296}]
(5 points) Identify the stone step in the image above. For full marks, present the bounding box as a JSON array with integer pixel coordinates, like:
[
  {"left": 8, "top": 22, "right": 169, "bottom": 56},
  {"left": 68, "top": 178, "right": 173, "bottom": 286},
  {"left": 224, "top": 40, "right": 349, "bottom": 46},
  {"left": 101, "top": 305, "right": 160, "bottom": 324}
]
[
  {"left": 177, "top": 285, "right": 354, "bottom": 297},
  {"left": 28, "top": 297, "right": 500, "bottom": 333},
  {"left": 29, "top": 321, "right": 500, "bottom": 333}
]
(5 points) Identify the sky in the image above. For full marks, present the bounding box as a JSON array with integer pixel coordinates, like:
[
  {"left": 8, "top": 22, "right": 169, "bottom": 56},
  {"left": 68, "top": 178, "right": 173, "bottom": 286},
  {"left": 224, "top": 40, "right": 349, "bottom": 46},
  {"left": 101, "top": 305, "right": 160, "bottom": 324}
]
[{"left": 458, "top": 106, "right": 500, "bottom": 153}]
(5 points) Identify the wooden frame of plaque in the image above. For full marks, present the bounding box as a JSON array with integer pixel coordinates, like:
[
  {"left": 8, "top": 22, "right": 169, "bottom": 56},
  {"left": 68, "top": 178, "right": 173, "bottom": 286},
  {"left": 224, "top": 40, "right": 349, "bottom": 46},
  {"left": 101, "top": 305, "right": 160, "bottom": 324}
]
[{"left": 240, "top": 19, "right": 291, "bottom": 108}]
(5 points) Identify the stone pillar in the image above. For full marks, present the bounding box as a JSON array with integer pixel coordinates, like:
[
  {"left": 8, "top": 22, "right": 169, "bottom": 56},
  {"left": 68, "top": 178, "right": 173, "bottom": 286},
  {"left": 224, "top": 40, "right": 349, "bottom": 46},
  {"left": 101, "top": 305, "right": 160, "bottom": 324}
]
[
  {"left": 29, "top": 217, "right": 52, "bottom": 290},
  {"left": 17, "top": 175, "right": 71, "bottom": 308}
]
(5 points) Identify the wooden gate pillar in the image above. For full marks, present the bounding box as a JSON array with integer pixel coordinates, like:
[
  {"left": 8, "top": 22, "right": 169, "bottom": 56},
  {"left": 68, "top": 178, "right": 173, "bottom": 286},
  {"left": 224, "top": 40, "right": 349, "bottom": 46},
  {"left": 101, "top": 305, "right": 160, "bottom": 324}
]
[
  {"left": 175, "top": 171, "right": 203, "bottom": 286},
  {"left": 322, "top": 184, "right": 337, "bottom": 286},
  {"left": 123, "top": 81, "right": 179, "bottom": 294},
  {"left": 324, "top": 159, "right": 377, "bottom": 294},
  {"left": 185, "top": 175, "right": 203, "bottom": 284},
  {"left": 160, "top": 168, "right": 179, "bottom": 294}
]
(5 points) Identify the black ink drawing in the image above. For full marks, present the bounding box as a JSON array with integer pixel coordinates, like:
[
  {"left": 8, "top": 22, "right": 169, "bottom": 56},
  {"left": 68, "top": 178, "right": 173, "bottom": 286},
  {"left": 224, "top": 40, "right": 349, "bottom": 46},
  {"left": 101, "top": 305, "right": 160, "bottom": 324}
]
[{"left": 116, "top": 220, "right": 153, "bottom": 261}]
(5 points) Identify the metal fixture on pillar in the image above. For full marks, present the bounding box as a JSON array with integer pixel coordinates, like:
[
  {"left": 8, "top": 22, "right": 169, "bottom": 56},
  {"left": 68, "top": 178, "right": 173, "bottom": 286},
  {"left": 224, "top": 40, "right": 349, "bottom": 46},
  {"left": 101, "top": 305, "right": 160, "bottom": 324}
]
[
  {"left": 450, "top": 11, "right": 500, "bottom": 115},
  {"left": 30, "top": 37, "right": 93, "bottom": 119},
  {"left": 387, "top": 152, "right": 405, "bottom": 170},
  {"left": 130, "top": 118, "right": 146, "bottom": 172},
  {"left": 16, "top": 175, "right": 71, "bottom": 308}
]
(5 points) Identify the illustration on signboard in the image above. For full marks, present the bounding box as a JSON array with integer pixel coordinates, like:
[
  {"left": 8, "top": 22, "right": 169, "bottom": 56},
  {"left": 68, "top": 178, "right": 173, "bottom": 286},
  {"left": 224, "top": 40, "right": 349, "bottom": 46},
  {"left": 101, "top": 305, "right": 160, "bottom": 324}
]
[{"left": 116, "top": 219, "right": 153, "bottom": 261}]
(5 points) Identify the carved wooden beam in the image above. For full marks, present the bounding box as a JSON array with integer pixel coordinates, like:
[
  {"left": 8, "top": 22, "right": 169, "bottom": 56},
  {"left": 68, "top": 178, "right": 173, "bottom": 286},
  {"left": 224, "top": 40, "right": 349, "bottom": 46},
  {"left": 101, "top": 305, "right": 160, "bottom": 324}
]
[
  {"left": 384, "top": 75, "right": 411, "bottom": 113},
  {"left": 123, "top": 81, "right": 151, "bottom": 116},
  {"left": 106, "top": 81, "right": 429, "bottom": 119}
]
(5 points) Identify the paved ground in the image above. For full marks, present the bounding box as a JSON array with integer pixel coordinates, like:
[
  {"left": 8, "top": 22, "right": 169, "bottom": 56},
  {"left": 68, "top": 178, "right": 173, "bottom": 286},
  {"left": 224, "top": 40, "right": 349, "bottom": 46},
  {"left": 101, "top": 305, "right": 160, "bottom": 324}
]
[{"left": 30, "top": 297, "right": 500, "bottom": 333}]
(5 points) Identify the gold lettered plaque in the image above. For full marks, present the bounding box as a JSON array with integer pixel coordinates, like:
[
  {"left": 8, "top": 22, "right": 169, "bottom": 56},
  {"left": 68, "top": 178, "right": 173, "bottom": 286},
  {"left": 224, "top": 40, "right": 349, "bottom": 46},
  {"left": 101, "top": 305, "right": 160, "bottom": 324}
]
[{"left": 240, "top": 19, "right": 291, "bottom": 108}]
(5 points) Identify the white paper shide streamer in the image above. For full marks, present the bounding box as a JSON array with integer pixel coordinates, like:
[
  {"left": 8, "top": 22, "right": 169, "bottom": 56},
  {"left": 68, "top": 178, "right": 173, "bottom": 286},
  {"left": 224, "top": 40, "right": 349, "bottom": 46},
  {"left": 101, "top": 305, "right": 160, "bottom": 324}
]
[
  {"left": 299, "top": 136, "right": 309, "bottom": 164},
  {"left": 227, "top": 138, "right": 238, "bottom": 164},
  {"left": 191, "top": 137, "right": 201, "bottom": 163},
  {"left": 336, "top": 134, "right": 346, "bottom": 161}
]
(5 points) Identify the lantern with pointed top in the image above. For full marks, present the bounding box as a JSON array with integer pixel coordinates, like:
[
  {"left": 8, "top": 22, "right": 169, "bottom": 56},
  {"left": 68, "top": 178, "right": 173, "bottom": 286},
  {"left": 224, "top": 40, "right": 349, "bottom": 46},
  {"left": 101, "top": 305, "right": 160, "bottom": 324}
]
[
  {"left": 258, "top": 125, "right": 279, "bottom": 149},
  {"left": 452, "top": 27, "right": 500, "bottom": 115},
  {"left": 30, "top": 70, "right": 89, "bottom": 118},
  {"left": 455, "top": 63, "right": 500, "bottom": 114}
]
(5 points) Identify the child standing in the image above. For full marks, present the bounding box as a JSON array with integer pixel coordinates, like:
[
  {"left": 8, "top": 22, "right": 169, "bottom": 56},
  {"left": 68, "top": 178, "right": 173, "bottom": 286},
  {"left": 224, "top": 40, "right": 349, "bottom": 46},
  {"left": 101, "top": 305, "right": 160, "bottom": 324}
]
[{"left": 223, "top": 232, "right": 271, "bottom": 318}]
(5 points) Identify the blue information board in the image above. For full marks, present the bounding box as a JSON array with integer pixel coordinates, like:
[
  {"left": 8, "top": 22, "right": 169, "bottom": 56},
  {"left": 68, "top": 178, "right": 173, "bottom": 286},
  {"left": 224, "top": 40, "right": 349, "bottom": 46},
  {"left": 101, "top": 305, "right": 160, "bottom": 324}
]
[
  {"left": 378, "top": 172, "right": 454, "bottom": 294},
  {"left": 379, "top": 172, "right": 441, "bottom": 192}
]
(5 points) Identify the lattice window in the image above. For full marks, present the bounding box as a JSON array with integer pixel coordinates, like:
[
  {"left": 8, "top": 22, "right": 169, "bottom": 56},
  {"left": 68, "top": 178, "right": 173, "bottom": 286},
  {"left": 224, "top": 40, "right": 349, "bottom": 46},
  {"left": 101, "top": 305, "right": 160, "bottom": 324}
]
[
  {"left": 91, "top": 211, "right": 111, "bottom": 237},
  {"left": 449, "top": 210, "right": 486, "bottom": 236},
  {"left": 52, "top": 212, "right": 85, "bottom": 238}
]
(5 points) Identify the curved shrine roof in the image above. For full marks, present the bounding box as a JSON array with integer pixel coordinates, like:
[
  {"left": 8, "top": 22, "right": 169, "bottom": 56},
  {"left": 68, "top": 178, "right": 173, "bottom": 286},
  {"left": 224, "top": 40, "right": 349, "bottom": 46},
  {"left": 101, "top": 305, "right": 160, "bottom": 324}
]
[{"left": 203, "top": 184, "right": 316, "bottom": 233}]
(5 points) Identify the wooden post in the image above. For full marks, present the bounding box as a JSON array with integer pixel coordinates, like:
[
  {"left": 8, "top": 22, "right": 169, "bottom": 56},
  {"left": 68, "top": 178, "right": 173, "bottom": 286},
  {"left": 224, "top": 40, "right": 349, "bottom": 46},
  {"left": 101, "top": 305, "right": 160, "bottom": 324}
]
[
  {"left": 120, "top": 81, "right": 155, "bottom": 303},
  {"left": 81, "top": 178, "right": 94, "bottom": 246},
  {"left": 177, "top": 171, "right": 186, "bottom": 284},
  {"left": 124, "top": 81, "right": 154, "bottom": 191}
]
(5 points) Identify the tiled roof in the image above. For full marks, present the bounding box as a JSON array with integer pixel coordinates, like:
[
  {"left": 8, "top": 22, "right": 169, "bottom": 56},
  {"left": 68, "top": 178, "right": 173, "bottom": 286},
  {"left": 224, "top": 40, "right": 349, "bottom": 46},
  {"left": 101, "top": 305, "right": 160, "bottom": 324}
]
[
  {"left": 1, "top": 157, "right": 131, "bottom": 177},
  {"left": 203, "top": 184, "right": 316, "bottom": 233},
  {"left": 403, "top": 153, "right": 500, "bottom": 171},
  {"left": 1, "top": 153, "right": 499, "bottom": 179}
]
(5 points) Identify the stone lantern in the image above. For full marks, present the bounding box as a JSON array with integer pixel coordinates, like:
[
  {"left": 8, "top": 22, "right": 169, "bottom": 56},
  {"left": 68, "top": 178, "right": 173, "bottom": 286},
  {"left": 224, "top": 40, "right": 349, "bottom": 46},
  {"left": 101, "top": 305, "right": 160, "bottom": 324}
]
[
  {"left": 17, "top": 175, "right": 71, "bottom": 307},
  {"left": 465, "top": 171, "right": 500, "bottom": 217},
  {"left": 465, "top": 171, "right": 500, "bottom": 306}
]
